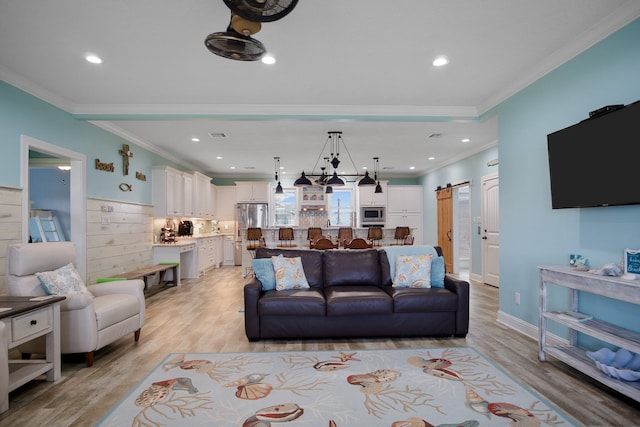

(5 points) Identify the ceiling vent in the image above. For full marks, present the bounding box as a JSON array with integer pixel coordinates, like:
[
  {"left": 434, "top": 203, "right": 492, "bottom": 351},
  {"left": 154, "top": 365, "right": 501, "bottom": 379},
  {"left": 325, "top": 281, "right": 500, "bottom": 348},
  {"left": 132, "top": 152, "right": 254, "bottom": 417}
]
[{"left": 208, "top": 132, "right": 228, "bottom": 139}]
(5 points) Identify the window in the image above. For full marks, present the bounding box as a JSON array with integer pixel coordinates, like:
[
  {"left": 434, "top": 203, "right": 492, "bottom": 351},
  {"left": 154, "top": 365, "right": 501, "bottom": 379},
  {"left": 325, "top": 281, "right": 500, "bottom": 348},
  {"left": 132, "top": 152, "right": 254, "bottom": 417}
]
[
  {"left": 273, "top": 188, "right": 297, "bottom": 226},
  {"left": 328, "top": 188, "right": 353, "bottom": 226}
]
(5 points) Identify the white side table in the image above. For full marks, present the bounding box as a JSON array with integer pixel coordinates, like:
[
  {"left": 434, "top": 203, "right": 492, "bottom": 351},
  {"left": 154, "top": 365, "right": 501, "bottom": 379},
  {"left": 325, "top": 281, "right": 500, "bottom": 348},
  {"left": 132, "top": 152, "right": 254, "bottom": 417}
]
[{"left": 0, "top": 296, "right": 65, "bottom": 413}]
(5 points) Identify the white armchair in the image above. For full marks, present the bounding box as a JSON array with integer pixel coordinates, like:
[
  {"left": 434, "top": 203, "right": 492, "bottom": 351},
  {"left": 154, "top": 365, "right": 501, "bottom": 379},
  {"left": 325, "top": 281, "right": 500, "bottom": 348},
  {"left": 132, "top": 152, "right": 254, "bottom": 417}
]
[{"left": 5, "top": 242, "right": 145, "bottom": 367}]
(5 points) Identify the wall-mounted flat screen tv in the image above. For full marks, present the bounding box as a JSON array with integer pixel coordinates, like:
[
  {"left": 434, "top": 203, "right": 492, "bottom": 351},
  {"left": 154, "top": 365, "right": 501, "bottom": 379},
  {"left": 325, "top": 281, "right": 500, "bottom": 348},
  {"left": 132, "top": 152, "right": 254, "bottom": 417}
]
[{"left": 547, "top": 100, "right": 640, "bottom": 209}]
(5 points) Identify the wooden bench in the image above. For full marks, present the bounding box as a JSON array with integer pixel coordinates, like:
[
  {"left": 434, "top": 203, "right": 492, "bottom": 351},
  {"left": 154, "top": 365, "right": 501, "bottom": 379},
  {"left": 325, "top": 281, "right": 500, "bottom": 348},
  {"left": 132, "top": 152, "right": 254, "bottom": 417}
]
[{"left": 110, "top": 263, "right": 179, "bottom": 295}]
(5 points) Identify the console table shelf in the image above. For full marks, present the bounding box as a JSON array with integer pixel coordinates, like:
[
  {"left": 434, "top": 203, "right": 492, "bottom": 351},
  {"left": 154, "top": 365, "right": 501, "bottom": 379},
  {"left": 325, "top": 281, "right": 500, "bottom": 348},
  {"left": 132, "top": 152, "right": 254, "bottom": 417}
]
[{"left": 538, "top": 265, "right": 640, "bottom": 402}]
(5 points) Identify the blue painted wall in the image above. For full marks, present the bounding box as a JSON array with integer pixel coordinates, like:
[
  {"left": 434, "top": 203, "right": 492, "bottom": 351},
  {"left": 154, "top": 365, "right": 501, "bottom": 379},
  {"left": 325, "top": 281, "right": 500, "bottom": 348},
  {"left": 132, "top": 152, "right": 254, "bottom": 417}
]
[
  {"left": 496, "top": 18, "right": 640, "bottom": 344},
  {"left": 0, "top": 81, "right": 183, "bottom": 203},
  {"left": 420, "top": 145, "right": 499, "bottom": 275}
]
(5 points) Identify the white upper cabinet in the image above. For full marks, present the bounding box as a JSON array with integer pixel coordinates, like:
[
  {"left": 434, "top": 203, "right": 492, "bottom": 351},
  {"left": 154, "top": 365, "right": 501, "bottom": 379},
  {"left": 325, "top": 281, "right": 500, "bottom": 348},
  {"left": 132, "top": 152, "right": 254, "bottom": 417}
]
[
  {"left": 193, "top": 172, "right": 213, "bottom": 218},
  {"left": 152, "top": 166, "right": 184, "bottom": 217},
  {"left": 357, "top": 181, "right": 388, "bottom": 206},
  {"left": 182, "top": 173, "right": 194, "bottom": 217},
  {"left": 387, "top": 186, "right": 423, "bottom": 213},
  {"left": 235, "top": 182, "right": 270, "bottom": 203},
  {"left": 215, "top": 186, "right": 236, "bottom": 220}
]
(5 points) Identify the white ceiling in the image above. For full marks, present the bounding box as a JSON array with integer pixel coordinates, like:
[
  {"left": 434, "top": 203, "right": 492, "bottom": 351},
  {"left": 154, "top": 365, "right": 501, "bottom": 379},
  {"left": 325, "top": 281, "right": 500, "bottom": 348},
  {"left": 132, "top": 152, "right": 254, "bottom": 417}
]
[{"left": 1, "top": 1, "right": 639, "bottom": 179}]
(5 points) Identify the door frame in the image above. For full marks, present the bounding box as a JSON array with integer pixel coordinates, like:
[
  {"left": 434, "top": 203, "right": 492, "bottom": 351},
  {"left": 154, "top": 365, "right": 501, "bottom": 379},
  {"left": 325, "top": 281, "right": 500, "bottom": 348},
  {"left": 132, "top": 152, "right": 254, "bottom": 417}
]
[
  {"left": 481, "top": 172, "right": 499, "bottom": 287},
  {"left": 21, "top": 135, "right": 87, "bottom": 279}
]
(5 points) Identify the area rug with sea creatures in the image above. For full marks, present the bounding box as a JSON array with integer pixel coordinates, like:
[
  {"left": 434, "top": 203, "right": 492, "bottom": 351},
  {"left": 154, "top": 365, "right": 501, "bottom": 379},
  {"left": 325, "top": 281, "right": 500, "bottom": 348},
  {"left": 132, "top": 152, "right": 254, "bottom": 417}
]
[{"left": 96, "top": 347, "right": 578, "bottom": 427}]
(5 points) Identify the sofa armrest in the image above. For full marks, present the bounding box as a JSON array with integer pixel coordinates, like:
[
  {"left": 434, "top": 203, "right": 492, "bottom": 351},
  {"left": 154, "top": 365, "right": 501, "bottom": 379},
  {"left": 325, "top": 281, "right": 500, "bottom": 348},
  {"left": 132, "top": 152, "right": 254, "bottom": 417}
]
[
  {"left": 444, "top": 275, "right": 469, "bottom": 337},
  {"left": 87, "top": 279, "right": 146, "bottom": 326},
  {"left": 244, "top": 279, "right": 263, "bottom": 341},
  {"left": 60, "top": 293, "right": 94, "bottom": 311}
]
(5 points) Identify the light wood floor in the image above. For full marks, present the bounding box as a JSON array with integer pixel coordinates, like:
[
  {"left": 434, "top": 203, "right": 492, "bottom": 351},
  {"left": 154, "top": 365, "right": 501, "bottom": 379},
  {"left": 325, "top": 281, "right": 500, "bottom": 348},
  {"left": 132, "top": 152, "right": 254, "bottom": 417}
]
[{"left": 1, "top": 267, "right": 638, "bottom": 426}]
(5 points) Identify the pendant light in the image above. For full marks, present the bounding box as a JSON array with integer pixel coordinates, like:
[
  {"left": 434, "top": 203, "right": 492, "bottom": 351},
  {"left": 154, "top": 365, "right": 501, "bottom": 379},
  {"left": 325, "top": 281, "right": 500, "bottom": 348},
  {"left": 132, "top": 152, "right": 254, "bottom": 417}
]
[{"left": 274, "top": 157, "right": 284, "bottom": 194}]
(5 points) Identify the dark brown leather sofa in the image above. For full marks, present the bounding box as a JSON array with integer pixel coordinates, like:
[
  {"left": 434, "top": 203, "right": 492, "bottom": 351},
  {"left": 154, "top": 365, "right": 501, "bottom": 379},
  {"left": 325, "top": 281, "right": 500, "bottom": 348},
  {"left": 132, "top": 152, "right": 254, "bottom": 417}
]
[{"left": 244, "top": 246, "right": 469, "bottom": 341}]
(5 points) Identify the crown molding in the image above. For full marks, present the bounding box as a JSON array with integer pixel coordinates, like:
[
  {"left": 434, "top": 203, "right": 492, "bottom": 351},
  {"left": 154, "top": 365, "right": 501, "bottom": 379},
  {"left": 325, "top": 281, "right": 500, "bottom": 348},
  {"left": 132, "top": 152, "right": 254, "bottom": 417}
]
[{"left": 478, "top": 1, "right": 640, "bottom": 115}]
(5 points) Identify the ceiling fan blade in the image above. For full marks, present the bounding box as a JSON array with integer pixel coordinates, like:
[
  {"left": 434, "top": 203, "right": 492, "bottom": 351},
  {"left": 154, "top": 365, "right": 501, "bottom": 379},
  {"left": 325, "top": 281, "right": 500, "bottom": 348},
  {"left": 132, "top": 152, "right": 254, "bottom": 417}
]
[
  {"left": 223, "top": 0, "right": 298, "bottom": 23},
  {"left": 204, "top": 30, "right": 266, "bottom": 61}
]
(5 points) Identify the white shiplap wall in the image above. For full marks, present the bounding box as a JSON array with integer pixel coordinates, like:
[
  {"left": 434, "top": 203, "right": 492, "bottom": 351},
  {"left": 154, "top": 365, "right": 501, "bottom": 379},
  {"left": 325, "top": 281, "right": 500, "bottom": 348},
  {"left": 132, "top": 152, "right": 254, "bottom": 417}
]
[
  {"left": 86, "top": 198, "right": 153, "bottom": 284},
  {"left": 0, "top": 187, "right": 23, "bottom": 294},
  {"left": 0, "top": 192, "right": 154, "bottom": 294}
]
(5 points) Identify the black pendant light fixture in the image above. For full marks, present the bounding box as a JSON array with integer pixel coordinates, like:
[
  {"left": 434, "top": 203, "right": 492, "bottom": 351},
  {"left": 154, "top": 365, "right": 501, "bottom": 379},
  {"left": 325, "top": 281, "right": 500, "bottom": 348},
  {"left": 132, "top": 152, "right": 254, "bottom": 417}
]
[
  {"left": 291, "top": 132, "right": 382, "bottom": 192},
  {"left": 274, "top": 156, "right": 284, "bottom": 194}
]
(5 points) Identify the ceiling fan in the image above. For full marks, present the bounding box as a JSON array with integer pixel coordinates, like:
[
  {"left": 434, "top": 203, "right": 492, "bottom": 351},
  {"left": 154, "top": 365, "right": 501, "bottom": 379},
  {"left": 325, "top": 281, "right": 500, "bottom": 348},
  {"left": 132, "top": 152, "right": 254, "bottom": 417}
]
[
  {"left": 223, "top": 0, "right": 299, "bottom": 23},
  {"left": 205, "top": 0, "right": 299, "bottom": 61}
]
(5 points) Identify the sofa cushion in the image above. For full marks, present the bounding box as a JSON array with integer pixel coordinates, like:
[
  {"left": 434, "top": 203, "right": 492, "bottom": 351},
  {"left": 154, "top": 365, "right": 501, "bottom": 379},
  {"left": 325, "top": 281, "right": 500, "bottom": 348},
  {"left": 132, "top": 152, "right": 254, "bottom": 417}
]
[
  {"left": 251, "top": 258, "right": 276, "bottom": 291},
  {"left": 380, "top": 246, "right": 444, "bottom": 288},
  {"left": 255, "top": 248, "right": 324, "bottom": 287},
  {"left": 431, "top": 256, "right": 445, "bottom": 288},
  {"left": 272, "top": 255, "right": 310, "bottom": 290},
  {"left": 36, "top": 263, "right": 92, "bottom": 297},
  {"left": 258, "top": 288, "right": 326, "bottom": 316},
  {"left": 386, "top": 287, "right": 458, "bottom": 313},
  {"left": 392, "top": 254, "right": 433, "bottom": 288},
  {"left": 323, "top": 249, "right": 381, "bottom": 288},
  {"left": 325, "top": 286, "right": 393, "bottom": 316}
]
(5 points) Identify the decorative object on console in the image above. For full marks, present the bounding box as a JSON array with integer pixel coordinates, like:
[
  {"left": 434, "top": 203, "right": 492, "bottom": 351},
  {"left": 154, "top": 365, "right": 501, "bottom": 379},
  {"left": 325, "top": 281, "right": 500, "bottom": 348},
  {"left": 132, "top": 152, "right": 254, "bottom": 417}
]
[
  {"left": 289, "top": 132, "right": 382, "bottom": 193},
  {"left": 586, "top": 348, "right": 640, "bottom": 381},
  {"left": 624, "top": 248, "right": 640, "bottom": 275}
]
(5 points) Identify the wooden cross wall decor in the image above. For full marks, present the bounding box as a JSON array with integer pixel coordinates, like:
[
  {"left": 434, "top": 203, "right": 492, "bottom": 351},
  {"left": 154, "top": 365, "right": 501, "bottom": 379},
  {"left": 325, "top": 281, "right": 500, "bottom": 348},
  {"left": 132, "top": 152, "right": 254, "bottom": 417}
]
[{"left": 119, "top": 144, "right": 134, "bottom": 175}]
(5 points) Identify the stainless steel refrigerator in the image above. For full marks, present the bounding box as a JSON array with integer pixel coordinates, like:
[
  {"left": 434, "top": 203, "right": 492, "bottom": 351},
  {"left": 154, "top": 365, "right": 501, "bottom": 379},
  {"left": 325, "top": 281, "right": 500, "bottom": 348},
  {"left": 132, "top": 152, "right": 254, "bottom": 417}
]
[{"left": 234, "top": 203, "right": 269, "bottom": 265}]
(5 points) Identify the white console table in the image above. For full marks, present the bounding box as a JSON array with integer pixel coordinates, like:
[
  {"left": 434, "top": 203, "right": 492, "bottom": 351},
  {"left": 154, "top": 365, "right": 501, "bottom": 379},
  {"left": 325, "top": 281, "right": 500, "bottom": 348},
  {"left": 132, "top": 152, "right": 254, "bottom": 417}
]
[
  {"left": 0, "top": 296, "right": 65, "bottom": 413},
  {"left": 538, "top": 266, "right": 640, "bottom": 402}
]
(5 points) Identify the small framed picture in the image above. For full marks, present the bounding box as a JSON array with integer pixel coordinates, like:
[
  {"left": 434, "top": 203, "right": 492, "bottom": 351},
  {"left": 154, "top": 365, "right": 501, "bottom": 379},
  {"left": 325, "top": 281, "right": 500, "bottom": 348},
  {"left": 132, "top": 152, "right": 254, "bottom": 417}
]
[{"left": 624, "top": 248, "right": 640, "bottom": 274}]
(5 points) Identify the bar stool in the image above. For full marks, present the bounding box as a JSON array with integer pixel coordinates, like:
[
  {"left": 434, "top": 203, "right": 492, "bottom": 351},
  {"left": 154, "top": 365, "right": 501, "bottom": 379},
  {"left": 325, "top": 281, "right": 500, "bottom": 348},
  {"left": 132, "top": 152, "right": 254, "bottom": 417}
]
[
  {"left": 391, "top": 226, "right": 410, "bottom": 245},
  {"left": 367, "top": 226, "right": 383, "bottom": 247},
  {"left": 337, "top": 228, "right": 353, "bottom": 247},
  {"left": 307, "top": 227, "right": 323, "bottom": 248},
  {"left": 345, "top": 238, "right": 373, "bottom": 249},
  {"left": 245, "top": 227, "right": 264, "bottom": 277},
  {"left": 313, "top": 237, "right": 338, "bottom": 250},
  {"left": 277, "top": 227, "right": 297, "bottom": 247}
]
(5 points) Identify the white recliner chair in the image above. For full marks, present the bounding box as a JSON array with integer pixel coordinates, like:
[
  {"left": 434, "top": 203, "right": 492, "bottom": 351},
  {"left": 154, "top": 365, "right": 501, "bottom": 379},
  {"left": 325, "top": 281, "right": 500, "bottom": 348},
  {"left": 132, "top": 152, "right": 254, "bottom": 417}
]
[{"left": 5, "top": 242, "right": 145, "bottom": 367}]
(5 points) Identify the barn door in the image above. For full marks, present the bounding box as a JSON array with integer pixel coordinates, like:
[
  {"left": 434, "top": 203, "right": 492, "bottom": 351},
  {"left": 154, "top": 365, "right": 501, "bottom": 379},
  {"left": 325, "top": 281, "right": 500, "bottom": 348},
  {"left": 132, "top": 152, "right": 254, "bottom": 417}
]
[{"left": 437, "top": 187, "right": 453, "bottom": 273}]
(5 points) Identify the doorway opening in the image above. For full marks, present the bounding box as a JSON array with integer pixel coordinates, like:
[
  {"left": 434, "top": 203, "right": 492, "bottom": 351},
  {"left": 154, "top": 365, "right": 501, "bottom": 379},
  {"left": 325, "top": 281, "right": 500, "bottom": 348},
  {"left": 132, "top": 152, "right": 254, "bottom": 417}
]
[
  {"left": 453, "top": 185, "right": 471, "bottom": 281},
  {"left": 21, "top": 135, "right": 87, "bottom": 279}
]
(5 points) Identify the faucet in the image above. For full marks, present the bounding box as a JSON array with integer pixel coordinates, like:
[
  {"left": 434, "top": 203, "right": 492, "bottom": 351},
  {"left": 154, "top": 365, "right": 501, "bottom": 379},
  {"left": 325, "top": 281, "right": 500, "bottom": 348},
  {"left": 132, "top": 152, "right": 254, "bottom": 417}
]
[{"left": 326, "top": 219, "right": 331, "bottom": 227}]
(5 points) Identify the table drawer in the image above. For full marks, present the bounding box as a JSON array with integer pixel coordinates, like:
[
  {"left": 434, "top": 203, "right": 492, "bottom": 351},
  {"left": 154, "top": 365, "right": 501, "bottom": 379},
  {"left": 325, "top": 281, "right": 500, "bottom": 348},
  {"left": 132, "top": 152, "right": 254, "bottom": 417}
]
[{"left": 12, "top": 307, "right": 51, "bottom": 342}]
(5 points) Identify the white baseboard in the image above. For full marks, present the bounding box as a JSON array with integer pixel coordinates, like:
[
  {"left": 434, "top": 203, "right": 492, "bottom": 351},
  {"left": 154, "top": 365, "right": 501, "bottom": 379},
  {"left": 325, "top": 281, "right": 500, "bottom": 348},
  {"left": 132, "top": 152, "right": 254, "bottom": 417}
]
[
  {"left": 497, "top": 310, "right": 568, "bottom": 347},
  {"left": 470, "top": 272, "right": 482, "bottom": 283}
]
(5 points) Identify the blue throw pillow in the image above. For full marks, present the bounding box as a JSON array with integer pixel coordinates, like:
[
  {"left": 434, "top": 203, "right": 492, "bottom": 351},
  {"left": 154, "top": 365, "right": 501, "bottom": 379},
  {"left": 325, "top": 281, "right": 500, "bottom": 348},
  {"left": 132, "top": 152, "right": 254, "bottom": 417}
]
[
  {"left": 251, "top": 258, "right": 276, "bottom": 291},
  {"left": 431, "top": 256, "right": 445, "bottom": 288}
]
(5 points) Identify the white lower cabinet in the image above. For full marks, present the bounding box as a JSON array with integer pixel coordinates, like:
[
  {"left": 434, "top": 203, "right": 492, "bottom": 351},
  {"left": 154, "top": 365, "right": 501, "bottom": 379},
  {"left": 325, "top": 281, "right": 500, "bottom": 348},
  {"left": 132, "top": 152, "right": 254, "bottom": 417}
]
[{"left": 196, "top": 236, "right": 223, "bottom": 275}]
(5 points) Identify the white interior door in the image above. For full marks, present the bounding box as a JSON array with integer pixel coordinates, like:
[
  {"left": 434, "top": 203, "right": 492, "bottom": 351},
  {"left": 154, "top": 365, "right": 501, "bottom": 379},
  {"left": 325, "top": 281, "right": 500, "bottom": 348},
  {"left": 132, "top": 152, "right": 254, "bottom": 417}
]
[{"left": 481, "top": 173, "right": 499, "bottom": 287}]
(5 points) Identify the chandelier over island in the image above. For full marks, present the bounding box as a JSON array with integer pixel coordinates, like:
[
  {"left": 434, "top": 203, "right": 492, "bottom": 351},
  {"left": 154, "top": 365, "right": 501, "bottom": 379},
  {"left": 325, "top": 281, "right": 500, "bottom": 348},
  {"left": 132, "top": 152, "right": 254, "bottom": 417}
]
[{"left": 284, "top": 131, "right": 382, "bottom": 194}]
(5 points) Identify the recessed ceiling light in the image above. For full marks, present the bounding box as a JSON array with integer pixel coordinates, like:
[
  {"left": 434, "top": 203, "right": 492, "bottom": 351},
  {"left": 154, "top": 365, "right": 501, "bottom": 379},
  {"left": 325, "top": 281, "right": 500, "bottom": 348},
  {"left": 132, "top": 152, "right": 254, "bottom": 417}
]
[
  {"left": 409, "top": 166, "right": 415, "bottom": 170},
  {"left": 85, "top": 55, "right": 102, "bottom": 64},
  {"left": 230, "top": 166, "right": 236, "bottom": 169},
  {"left": 216, "top": 156, "right": 223, "bottom": 160},
  {"left": 428, "top": 157, "right": 435, "bottom": 160},
  {"left": 432, "top": 56, "right": 448, "bottom": 67},
  {"left": 261, "top": 54, "right": 276, "bottom": 65},
  {"left": 461, "top": 138, "right": 470, "bottom": 142},
  {"left": 191, "top": 137, "right": 200, "bottom": 142}
]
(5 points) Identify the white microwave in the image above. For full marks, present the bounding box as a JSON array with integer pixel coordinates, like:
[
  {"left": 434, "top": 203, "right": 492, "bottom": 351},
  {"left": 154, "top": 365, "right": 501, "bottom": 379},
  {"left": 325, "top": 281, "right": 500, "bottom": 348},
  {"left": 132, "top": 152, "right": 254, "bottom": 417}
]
[{"left": 360, "top": 206, "right": 385, "bottom": 224}]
